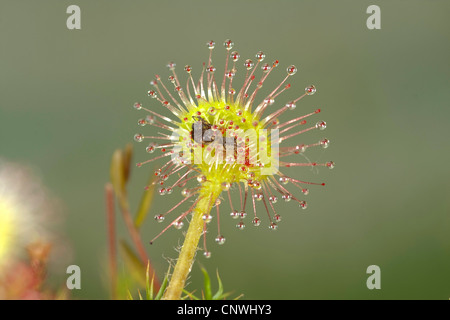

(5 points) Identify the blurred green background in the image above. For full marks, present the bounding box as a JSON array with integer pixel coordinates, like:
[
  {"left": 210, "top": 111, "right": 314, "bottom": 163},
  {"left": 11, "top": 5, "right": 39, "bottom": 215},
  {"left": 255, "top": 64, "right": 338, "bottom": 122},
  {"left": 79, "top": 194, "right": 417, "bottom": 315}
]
[{"left": 1, "top": 0, "right": 449, "bottom": 299}]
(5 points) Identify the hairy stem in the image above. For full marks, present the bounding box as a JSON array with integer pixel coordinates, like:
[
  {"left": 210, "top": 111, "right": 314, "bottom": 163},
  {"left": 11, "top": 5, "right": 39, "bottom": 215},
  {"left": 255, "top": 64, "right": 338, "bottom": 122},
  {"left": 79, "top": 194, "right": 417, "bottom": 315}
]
[{"left": 162, "top": 186, "right": 221, "bottom": 300}]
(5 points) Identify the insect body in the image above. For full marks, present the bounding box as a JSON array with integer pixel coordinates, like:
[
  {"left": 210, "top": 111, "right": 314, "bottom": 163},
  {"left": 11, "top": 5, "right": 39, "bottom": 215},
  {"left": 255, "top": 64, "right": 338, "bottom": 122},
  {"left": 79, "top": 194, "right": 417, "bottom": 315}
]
[
  {"left": 190, "top": 116, "right": 237, "bottom": 154},
  {"left": 190, "top": 116, "right": 213, "bottom": 145}
]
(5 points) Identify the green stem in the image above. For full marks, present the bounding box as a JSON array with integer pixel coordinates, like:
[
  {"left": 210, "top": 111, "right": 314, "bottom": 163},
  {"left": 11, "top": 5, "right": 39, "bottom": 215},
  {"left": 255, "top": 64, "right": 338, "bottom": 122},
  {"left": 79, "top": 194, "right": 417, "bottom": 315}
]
[{"left": 162, "top": 186, "right": 221, "bottom": 300}]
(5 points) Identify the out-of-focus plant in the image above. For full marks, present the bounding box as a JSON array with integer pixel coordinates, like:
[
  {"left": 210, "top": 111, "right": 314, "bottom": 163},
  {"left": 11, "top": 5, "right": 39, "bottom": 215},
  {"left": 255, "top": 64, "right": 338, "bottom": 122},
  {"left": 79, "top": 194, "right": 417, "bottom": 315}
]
[
  {"left": 0, "top": 241, "right": 68, "bottom": 299},
  {"left": 105, "top": 143, "right": 160, "bottom": 299},
  {"left": 0, "top": 159, "right": 69, "bottom": 300}
]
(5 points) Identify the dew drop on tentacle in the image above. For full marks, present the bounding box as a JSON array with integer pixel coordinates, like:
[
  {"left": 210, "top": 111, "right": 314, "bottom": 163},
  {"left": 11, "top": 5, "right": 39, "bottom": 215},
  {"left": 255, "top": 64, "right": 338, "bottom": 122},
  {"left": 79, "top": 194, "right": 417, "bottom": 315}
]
[
  {"left": 252, "top": 181, "right": 262, "bottom": 190},
  {"left": 207, "top": 66, "right": 216, "bottom": 73},
  {"left": 167, "top": 61, "right": 176, "bottom": 70},
  {"left": 134, "top": 133, "right": 144, "bottom": 142},
  {"left": 273, "top": 214, "right": 282, "bottom": 223},
  {"left": 279, "top": 177, "right": 289, "bottom": 185},
  {"left": 138, "top": 118, "right": 146, "bottom": 126},
  {"left": 287, "top": 65, "right": 297, "bottom": 76},
  {"left": 133, "top": 102, "right": 142, "bottom": 110},
  {"left": 215, "top": 235, "right": 226, "bottom": 245},
  {"left": 252, "top": 217, "right": 261, "bottom": 227},
  {"left": 239, "top": 166, "right": 248, "bottom": 173},
  {"left": 154, "top": 214, "right": 165, "bottom": 223},
  {"left": 326, "top": 161, "right": 335, "bottom": 169},
  {"left": 230, "top": 211, "right": 240, "bottom": 219},
  {"left": 295, "top": 144, "right": 306, "bottom": 153},
  {"left": 147, "top": 90, "right": 157, "bottom": 98},
  {"left": 302, "top": 188, "right": 309, "bottom": 195},
  {"left": 226, "top": 70, "right": 235, "bottom": 79},
  {"left": 239, "top": 211, "right": 247, "bottom": 219},
  {"left": 181, "top": 188, "right": 190, "bottom": 197},
  {"left": 236, "top": 221, "right": 245, "bottom": 230},
  {"left": 206, "top": 40, "right": 215, "bottom": 49},
  {"left": 146, "top": 115, "right": 156, "bottom": 124},
  {"left": 221, "top": 182, "right": 231, "bottom": 191},
  {"left": 184, "top": 65, "right": 192, "bottom": 74},
  {"left": 264, "top": 97, "right": 275, "bottom": 105},
  {"left": 146, "top": 143, "right": 156, "bottom": 153},
  {"left": 255, "top": 51, "right": 265, "bottom": 62},
  {"left": 320, "top": 138, "right": 330, "bottom": 148},
  {"left": 158, "top": 187, "right": 167, "bottom": 196},
  {"left": 282, "top": 194, "right": 291, "bottom": 202},
  {"left": 202, "top": 214, "right": 213, "bottom": 223},
  {"left": 285, "top": 101, "right": 296, "bottom": 110},
  {"left": 305, "top": 85, "right": 316, "bottom": 95},
  {"left": 269, "top": 222, "right": 278, "bottom": 230},
  {"left": 203, "top": 251, "right": 212, "bottom": 258},
  {"left": 231, "top": 51, "right": 240, "bottom": 62},
  {"left": 253, "top": 193, "right": 263, "bottom": 201},
  {"left": 261, "top": 63, "right": 271, "bottom": 73},
  {"left": 208, "top": 107, "right": 217, "bottom": 116},
  {"left": 269, "top": 196, "right": 278, "bottom": 204},
  {"left": 299, "top": 200, "right": 308, "bottom": 209},
  {"left": 223, "top": 39, "right": 234, "bottom": 50},
  {"left": 197, "top": 175, "right": 207, "bottom": 183},
  {"left": 316, "top": 121, "right": 327, "bottom": 130},
  {"left": 173, "top": 220, "right": 184, "bottom": 229},
  {"left": 244, "top": 59, "right": 254, "bottom": 70}
]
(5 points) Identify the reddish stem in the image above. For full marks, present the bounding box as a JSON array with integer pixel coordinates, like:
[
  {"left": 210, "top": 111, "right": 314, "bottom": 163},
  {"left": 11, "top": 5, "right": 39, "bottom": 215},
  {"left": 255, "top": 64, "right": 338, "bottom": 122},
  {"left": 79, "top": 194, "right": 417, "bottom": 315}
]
[{"left": 105, "top": 183, "right": 118, "bottom": 299}]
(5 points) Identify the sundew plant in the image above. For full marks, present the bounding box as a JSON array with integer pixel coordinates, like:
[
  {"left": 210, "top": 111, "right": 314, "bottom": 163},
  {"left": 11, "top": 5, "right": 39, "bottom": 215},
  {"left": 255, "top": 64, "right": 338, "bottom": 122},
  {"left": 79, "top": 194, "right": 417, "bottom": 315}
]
[{"left": 132, "top": 39, "right": 334, "bottom": 300}]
